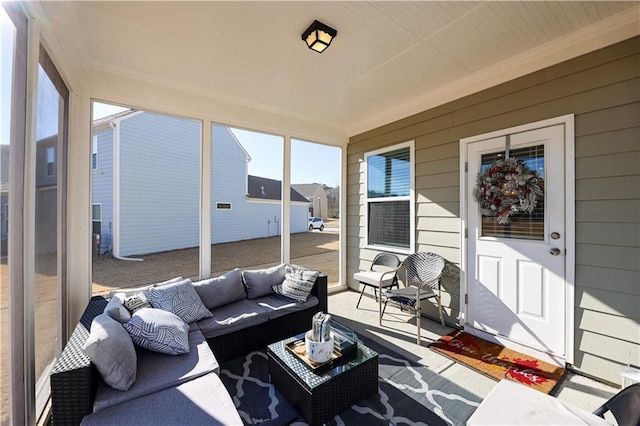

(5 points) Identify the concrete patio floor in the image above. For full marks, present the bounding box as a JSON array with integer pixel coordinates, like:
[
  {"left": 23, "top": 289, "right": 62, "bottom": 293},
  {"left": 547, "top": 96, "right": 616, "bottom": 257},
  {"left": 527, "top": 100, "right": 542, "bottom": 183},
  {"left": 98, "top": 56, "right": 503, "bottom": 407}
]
[{"left": 328, "top": 288, "right": 620, "bottom": 424}]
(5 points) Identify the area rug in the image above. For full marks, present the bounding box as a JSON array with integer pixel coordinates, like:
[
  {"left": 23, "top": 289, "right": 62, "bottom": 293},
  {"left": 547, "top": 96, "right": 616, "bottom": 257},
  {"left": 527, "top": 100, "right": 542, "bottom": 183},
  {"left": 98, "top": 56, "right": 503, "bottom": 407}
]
[
  {"left": 219, "top": 333, "right": 482, "bottom": 425},
  {"left": 428, "top": 330, "right": 566, "bottom": 395}
]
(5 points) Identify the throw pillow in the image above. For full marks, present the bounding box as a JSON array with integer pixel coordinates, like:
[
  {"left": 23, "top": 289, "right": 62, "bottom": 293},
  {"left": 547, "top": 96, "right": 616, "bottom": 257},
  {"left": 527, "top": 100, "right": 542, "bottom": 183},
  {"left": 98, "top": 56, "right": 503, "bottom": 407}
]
[
  {"left": 103, "top": 292, "right": 131, "bottom": 323},
  {"left": 124, "top": 308, "right": 189, "bottom": 355},
  {"left": 193, "top": 268, "right": 245, "bottom": 309},
  {"left": 147, "top": 279, "right": 212, "bottom": 323},
  {"left": 272, "top": 264, "right": 319, "bottom": 303},
  {"left": 242, "top": 263, "right": 286, "bottom": 299},
  {"left": 123, "top": 291, "right": 153, "bottom": 314},
  {"left": 83, "top": 313, "right": 137, "bottom": 391}
]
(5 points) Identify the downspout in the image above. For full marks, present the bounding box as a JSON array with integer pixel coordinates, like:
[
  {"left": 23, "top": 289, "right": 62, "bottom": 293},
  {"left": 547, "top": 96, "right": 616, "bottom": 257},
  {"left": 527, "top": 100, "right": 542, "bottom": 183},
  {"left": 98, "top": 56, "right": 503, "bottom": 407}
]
[{"left": 110, "top": 121, "right": 143, "bottom": 262}]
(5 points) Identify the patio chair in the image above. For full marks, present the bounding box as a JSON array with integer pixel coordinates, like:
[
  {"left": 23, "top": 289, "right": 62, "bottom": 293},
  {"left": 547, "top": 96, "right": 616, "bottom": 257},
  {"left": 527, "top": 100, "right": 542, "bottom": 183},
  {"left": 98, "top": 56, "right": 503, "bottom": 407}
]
[
  {"left": 380, "top": 252, "right": 446, "bottom": 345},
  {"left": 353, "top": 253, "right": 401, "bottom": 309},
  {"left": 592, "top": 383, "right": 640, "bottom": 426}
]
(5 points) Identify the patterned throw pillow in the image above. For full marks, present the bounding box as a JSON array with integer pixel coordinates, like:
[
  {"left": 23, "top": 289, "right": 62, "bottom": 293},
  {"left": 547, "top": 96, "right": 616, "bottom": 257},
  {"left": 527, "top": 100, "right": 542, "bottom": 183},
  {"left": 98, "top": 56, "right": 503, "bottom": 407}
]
[
  {"left": 123, "top": 292, "right": 153, "bottom": 314},
  {"left": 272, "top": 264, "right": 319, "bottom": 303},
  {"left": 147, "top": 279, "right": 212, "bottom": 323},
  {"left": 124, "top": 308, "right": 189, "bottom": 355}
]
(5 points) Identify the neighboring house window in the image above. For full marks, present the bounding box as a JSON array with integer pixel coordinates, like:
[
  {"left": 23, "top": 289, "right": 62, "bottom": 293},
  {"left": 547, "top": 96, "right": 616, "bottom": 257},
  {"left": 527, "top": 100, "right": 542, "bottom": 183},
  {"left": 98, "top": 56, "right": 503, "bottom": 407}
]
[
  {"left": 365, "top": 141, "right": 414, "bottom": 251},
  {"left": 216, "top": 202, "right": 232, "bottom": 210},
  {"left": 92, "top": 203, "right": 102, "bottom": 235},
  {"left": 92, "top": 135, "right": 98, "bottom": 169},
  {"left": 46, "top": 146, "right": 55, "bottom": 176}
]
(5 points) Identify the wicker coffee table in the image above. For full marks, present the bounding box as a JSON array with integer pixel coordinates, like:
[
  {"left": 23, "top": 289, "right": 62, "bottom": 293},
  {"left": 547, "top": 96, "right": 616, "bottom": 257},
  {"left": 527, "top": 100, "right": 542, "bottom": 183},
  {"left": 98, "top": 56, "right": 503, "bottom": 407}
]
[{"left": 266, "top": 322, "right": 378, "bottom": 425}]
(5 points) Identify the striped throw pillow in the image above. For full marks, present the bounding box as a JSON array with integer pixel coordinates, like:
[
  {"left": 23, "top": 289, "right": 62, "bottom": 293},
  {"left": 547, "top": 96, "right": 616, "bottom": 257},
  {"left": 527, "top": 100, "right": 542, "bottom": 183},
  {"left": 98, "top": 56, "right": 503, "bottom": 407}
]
[{"left": 272, "top": 264, "right": 319, "bottom": 303}]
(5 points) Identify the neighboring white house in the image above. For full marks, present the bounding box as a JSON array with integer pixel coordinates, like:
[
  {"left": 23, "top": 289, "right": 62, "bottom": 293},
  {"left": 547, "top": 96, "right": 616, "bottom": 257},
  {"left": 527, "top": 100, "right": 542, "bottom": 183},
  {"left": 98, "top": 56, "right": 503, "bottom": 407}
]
[
  {"left": 292, "top": 183, "right": 327, "bottom": 219},
  {"left": 92, "top": 110, "right": 309, "bottom": 257}
]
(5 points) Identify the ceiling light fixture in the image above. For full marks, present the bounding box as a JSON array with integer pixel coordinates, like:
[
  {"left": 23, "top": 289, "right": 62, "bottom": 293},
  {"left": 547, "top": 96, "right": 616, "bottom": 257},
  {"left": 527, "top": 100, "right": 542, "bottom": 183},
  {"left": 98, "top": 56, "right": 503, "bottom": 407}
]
[{"left": 302, "top": 20, "right": 337, "bottom": 53}]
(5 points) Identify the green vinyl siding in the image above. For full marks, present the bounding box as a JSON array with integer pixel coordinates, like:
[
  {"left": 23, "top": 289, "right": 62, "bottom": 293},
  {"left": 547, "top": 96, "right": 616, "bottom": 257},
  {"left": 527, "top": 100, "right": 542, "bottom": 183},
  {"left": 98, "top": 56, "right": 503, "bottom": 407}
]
[{"left": 347, "top": 36, "right": 640, "bottom": 384}]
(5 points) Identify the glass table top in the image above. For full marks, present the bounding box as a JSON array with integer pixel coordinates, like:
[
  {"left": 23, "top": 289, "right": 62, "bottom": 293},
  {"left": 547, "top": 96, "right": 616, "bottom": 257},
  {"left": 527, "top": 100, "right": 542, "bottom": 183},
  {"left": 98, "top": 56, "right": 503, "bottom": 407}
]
[{"left": 267, "top": 321, "right": 378, "bottom": 391}]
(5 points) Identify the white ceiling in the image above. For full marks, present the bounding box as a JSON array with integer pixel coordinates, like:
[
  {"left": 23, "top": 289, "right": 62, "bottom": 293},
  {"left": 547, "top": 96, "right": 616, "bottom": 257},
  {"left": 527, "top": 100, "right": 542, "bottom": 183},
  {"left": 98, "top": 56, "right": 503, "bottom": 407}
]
[{"left": 33, "top": 1, "right": 639, "bottom": 137}]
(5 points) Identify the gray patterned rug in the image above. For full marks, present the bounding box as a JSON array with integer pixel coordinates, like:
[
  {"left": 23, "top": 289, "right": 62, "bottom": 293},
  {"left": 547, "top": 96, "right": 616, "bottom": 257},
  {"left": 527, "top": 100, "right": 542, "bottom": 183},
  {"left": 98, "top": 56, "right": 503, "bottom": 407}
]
[{"left": 219, "top": 331, "right": 481, "bottom": 425}]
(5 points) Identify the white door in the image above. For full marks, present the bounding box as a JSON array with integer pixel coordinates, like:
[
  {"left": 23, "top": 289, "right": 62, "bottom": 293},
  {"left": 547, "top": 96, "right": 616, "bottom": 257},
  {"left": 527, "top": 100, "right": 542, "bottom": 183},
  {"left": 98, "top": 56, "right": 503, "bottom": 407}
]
[{"left": 466, "top": 124, "right": 566, "bottom": 362}]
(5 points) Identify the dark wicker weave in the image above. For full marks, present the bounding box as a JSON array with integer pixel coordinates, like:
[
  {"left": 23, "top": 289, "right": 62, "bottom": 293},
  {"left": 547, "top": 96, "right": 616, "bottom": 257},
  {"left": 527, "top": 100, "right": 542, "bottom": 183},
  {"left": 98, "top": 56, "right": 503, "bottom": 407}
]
[
  {"left": 206, "top": 274, "right": 328, "bottom": 361},
  {"left": 50, "top": 296, "right": 108, "bottom": 426},
  {"left": 50, "top": 274, "right": 327, "bottom": 425},
  {"left": 267, "top": 339, "right": 378, "bottom": 426}
]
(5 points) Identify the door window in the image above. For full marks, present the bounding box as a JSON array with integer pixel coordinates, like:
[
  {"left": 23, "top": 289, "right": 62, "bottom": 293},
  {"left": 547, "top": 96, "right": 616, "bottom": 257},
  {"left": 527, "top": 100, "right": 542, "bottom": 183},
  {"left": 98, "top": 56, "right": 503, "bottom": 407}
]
[{"left": 480, "top": 145, "right": 545, "bottom": 240}]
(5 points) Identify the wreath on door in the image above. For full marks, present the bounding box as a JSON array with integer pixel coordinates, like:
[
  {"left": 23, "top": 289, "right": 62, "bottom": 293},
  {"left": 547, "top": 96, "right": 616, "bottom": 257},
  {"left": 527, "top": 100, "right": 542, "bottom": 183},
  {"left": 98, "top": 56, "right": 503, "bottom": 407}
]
[{"left": 473, "top": 157, "right": 544, "bottom": 224}]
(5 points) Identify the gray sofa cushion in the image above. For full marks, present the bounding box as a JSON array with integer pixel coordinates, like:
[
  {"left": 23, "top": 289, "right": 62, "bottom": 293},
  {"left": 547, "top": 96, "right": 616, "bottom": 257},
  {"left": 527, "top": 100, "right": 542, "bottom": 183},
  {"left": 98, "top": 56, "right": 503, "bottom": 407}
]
[
  {"left": 93, "top": 329, "right": 219, "bottom": 412},
  {"left": 83, "top": 372, "right": 241, "bottom": 426},
  {"left": 103, "top": 293, "right": 131, "bottom": 323},
  {"left": 107, "top": 276, "right": 184, "bottom": 299},
  {"left": 272, "top": 264, "right": 319, "bottom": 303},
  {"left": 148, "top": 279, "right": 213, "bottom": 323},
  {"left": 242, "top": 263, "right": 286, "bottom": 299},
  {"left": 196, "top": 298, "right": 269, "bottom": 339},
  {"left": 124, "top": 308, "right": 190, "bottom": 355},
  {"left": 193, "top": 268, "right": 245, "bottom": 309},
  {"left": 82, "top": 313, "right": 137, "bottom": 391},
  {"left": 256, "top": 294, "right": 320, "bottom": 320}
]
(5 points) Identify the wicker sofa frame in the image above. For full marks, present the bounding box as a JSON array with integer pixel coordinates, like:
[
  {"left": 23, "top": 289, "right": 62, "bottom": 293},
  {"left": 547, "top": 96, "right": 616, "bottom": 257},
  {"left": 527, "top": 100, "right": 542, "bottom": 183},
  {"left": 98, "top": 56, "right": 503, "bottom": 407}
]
[{"left": 50, "top": 273, "right": 328, "bottom": 425}]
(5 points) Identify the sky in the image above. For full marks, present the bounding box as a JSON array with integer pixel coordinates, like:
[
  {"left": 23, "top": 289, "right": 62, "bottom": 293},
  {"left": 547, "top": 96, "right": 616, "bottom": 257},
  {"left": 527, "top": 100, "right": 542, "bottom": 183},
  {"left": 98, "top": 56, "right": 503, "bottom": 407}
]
[{"left": 93, "top": 103, "right": 340, "bottom": 188}]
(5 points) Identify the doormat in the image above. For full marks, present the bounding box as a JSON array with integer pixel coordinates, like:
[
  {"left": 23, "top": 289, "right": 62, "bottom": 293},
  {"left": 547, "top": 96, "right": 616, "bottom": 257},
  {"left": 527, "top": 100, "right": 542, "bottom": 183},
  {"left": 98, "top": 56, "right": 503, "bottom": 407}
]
[{"left": 429, "top": 330, "right": 566, "bottom": 395}]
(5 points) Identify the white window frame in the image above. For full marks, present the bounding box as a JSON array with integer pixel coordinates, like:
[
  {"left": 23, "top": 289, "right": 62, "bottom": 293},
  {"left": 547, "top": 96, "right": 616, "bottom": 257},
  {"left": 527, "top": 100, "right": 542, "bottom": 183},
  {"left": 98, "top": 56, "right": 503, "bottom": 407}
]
[{"left": 364, "top": 140, "right": 415, "bottom": 254}]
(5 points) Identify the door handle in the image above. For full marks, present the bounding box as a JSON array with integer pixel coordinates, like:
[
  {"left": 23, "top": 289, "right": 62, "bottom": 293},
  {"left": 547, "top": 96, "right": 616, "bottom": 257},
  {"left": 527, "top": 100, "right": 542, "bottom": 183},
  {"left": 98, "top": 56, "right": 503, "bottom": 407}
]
[{"left": 549, "top": 248, "right": 562, "bottom": 256}]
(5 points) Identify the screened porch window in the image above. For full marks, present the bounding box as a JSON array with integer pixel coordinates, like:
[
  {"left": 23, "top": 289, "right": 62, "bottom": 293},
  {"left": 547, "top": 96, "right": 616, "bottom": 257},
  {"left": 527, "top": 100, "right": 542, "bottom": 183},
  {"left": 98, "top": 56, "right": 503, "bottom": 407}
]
[{"left": 365, "top": 142, "right": 413, "bottom": 251}]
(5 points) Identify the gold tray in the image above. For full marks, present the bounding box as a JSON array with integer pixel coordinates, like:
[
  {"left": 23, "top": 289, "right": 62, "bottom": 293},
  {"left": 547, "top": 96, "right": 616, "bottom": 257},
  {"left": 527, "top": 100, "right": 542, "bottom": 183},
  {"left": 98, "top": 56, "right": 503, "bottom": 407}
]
[{"left": 285, "top": 338, "right": 341, "bottom": 370}]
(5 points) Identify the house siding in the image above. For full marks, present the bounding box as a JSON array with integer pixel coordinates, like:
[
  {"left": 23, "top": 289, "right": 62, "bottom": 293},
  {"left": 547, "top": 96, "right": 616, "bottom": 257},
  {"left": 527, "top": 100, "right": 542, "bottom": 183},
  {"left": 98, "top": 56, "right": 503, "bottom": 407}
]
[
  {"left": 119, "top": 112, "right": 201, "bottom": 256},
  {"left": 92, "top": 129, "right": 114, "bottom": 253},
  {"left": 348, "top": 36, "right": 639, "bottom": 384}
]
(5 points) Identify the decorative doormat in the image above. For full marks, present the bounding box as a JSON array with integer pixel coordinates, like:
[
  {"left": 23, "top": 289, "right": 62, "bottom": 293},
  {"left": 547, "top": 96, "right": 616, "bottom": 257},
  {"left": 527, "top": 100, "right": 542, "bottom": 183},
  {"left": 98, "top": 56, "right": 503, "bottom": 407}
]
[{"left": 429, "top": 330, "right": 566, "bottom": 395}]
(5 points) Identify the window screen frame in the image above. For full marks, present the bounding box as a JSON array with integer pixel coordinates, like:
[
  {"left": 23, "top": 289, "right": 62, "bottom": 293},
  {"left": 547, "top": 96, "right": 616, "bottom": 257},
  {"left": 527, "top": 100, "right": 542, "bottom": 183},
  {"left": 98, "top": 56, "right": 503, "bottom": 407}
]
[{"left": 364, "top": 140, "right": 415, "bottom": 253}]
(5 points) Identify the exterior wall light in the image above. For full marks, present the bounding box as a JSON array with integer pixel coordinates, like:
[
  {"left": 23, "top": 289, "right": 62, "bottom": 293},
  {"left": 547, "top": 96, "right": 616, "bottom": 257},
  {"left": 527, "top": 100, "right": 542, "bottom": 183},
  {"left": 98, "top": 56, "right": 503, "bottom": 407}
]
[{"left": 302, "top": 20, "right": 337, "bottom": 53}]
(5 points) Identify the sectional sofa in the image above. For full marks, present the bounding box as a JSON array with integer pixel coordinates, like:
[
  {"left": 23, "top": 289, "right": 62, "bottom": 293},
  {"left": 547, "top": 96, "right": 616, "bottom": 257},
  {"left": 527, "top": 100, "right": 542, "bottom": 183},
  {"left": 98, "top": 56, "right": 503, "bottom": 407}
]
[{"left": 50, "top": 264, "right": 328, "bottom": 425}]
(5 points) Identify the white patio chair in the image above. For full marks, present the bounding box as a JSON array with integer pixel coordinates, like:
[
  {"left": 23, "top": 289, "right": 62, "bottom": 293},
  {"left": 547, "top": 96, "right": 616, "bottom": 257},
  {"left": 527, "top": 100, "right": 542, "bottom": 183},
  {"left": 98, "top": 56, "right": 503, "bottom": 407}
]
[{"left": 353, "top": 253, "right": 401, "bottom": 309}]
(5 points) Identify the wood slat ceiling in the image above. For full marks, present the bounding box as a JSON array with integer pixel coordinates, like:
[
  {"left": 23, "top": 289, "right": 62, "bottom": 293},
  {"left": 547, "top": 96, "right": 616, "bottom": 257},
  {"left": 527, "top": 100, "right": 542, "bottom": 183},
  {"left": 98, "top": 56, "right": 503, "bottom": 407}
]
[{"left": 37, "top": 1, "right": 638, "bottom": 136}]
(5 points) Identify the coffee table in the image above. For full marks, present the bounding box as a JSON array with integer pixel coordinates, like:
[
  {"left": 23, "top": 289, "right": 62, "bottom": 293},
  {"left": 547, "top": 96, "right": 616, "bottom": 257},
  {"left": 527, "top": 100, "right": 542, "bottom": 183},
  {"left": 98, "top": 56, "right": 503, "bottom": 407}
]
[{"left": 267, "top": 322, "right": 378, "bottom": 425}]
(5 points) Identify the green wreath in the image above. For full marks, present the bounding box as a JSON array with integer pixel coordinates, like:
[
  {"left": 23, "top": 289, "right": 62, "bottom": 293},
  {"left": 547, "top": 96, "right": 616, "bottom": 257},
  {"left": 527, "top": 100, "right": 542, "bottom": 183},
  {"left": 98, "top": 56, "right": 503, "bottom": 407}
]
[{"left": 473, "top": 157, "right": 544, "bottom": 225}]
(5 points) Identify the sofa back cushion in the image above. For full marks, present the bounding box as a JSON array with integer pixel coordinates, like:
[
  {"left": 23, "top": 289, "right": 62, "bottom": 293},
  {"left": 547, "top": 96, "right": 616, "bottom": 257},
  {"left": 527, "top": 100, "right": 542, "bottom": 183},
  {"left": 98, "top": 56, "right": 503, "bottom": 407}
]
[
  {"left": 83, "top": 313, "right": 137, "bottom": 391},
  {"left": 148, "top": 279, "right": 212, "bottom": 323},
  {"left": 193, "top": 268, "right": 245, "bottom": 309},
  {"left": 107, "top": 276, "right": 184, "bottom": 299},
  {"left": 242, "top": 263, "right": 286, "bottom": 299}
]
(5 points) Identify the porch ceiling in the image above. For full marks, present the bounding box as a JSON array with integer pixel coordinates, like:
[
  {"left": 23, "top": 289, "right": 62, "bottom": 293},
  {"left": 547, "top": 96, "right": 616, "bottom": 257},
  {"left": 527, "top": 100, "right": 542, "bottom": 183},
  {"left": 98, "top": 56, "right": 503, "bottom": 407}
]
[{"left": 32, "top": 1, "right": 639, "bottom": 137}]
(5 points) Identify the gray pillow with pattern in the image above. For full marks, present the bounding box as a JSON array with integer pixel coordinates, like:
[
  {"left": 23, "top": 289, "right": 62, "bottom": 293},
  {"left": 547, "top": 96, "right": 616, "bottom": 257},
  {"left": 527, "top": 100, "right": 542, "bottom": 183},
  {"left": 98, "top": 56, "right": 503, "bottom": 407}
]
[
  {"left": 272, "top": 264, "right": 319, "bottom": 303},
  {"left": 124, "top": 308, "right": 189, "bottom": 355},
  {"left": 147, "top": 279, "right": 212, "bottom": 323}
]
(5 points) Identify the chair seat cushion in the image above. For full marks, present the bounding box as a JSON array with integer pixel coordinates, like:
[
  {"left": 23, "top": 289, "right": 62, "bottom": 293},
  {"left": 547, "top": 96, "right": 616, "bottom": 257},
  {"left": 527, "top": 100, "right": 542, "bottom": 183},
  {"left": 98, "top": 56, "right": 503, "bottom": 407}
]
[
  {"left": 384, "top": 286, "right": 436, "bottom": 305},
  {"left": 354, "top": 271, "right": 396, "bottom": 287}
]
